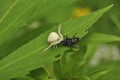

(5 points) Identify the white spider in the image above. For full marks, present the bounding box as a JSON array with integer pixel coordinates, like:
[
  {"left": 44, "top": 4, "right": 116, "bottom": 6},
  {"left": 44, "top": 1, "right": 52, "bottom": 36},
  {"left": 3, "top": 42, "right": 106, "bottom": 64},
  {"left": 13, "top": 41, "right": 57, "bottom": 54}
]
[{"left": 44, "top": 24, "right": 63, "bottom": 51}]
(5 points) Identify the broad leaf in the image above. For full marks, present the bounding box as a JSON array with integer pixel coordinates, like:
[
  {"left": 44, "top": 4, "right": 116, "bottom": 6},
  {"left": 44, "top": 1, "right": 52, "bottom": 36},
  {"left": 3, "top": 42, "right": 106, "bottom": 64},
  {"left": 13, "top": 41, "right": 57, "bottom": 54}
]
[{"left": 0, "top": 5, "right": 113, "bottom": 80}]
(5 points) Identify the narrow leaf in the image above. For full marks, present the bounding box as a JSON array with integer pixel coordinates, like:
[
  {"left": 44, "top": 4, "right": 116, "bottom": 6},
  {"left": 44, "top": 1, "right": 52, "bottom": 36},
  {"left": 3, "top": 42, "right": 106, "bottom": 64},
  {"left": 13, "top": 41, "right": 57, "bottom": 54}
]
[
  {"left": 110, "top": 14, "right": 120, "bottom": 31},
  {"left": 79, "top": 32, "right": 120, "bottom": 45},
  {"left": 88, "top": 66, "right": 113, "bottom": 80},
  {"left": 83, "top": 45, "right": 99, "bottom": 61}
]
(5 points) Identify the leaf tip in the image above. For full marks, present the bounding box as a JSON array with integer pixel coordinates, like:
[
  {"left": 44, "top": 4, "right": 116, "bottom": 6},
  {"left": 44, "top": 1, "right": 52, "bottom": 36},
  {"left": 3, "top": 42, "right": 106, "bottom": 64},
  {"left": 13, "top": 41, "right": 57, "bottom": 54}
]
[
  {"left": 110, "top": 4, "right": 114, "bottom": 7},
  {"left": 107, "top": 4, "right": 114, "bottom": 9}
]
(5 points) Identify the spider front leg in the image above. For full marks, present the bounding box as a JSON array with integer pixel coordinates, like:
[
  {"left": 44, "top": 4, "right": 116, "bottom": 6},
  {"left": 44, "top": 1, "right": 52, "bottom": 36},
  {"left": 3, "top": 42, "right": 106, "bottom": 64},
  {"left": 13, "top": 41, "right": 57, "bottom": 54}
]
[{"left": 44, "top": 39, "right": 61, "bottom": 51}]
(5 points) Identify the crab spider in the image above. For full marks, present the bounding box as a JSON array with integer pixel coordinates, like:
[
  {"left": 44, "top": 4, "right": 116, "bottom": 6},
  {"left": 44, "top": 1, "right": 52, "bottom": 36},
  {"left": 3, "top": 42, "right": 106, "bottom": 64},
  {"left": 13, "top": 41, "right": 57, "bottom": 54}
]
[{"left": 44, "top": 24, "right": 63, "bottom": 51}]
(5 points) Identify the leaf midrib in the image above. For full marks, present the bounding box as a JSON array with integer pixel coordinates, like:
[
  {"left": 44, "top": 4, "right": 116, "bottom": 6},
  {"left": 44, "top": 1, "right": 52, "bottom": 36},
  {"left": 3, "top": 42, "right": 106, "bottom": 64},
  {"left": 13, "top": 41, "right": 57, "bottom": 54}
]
[{"left": 0, "top": 46, "right": 44, "bottom": 71}]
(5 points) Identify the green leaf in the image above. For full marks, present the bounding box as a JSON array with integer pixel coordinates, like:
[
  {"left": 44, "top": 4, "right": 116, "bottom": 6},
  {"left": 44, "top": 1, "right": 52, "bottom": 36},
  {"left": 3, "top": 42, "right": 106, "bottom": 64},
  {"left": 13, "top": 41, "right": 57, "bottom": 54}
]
[
  {"left": 83, "top": 45, "right": 99, "bottom": 61},
  {"left": 11, "top": 76, "right": 34, "bottom": 80},
  {"left": 88, "top": 66, "right": 113, "bottom": 80},
  {"left": 79, "top": 32, "right": 120, "bottom": 45},
  {"left": 79, "top": 32, "right": 120, "bottom": 61},
  {"left": 61, "top": 4, "right": 113, "bottom": 38},
  {"left": 0, "top": 4, "right": 113, "bottom": 80},
  {"left": 97, "top": 62, "right": 120, "bottom": 80},
  {"left": 66, "top": 26, "right": 120, "bottom": 64},
  {"left": 110, "top": 14, "right": 120, "bottom": 31},
  {"left": 0, "top": 0, "right": 42, "bottom": 45},
  {"left": 72, "top": 76, "right": 91, "bottom": 80},
  {"left": 53, "top": 47, "right": 87, "bottom": 80},
  {"left": 28, "top": 68, "right": 49, "bottom": 80}
]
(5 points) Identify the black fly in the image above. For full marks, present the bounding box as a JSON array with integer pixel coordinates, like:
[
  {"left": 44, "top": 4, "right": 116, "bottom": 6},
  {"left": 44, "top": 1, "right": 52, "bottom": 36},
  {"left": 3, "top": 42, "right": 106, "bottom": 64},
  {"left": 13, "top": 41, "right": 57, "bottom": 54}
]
[{"left": 61, "top": 33, "right": 80, "bottom": 47}]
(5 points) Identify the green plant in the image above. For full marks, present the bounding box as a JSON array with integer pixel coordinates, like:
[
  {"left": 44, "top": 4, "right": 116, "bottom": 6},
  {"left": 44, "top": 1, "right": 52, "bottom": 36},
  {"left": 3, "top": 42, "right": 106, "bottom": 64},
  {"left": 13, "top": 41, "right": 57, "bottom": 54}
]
[{"left": 0, "top": 0, "right": 120, "bottom": 80}]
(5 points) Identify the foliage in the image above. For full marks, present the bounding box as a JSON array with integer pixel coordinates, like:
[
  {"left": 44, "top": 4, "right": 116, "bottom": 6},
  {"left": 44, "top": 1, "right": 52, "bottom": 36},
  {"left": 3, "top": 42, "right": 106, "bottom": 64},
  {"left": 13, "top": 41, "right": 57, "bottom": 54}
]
[{"left": 0, "top": 0, "right": 120, "bottom": 80}]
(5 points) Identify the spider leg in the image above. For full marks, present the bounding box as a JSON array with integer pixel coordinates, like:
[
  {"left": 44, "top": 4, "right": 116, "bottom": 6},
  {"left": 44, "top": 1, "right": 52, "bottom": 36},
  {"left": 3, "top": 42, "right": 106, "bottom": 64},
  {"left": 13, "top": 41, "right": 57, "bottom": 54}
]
[
  {"left": 44, "top": 44, "right": 53, "bottom": 51},
  {"left": 58, "top": 24, "right": 63, "bottom": 41},
  {"left": 44, "top": 40, "right": 61, "bottom": 51},
  {"left": 58, "top": 24, "right": 61, "bottom": 34},
  {"left": 53, "top": 45, "right": 58, "bottom": 49}
]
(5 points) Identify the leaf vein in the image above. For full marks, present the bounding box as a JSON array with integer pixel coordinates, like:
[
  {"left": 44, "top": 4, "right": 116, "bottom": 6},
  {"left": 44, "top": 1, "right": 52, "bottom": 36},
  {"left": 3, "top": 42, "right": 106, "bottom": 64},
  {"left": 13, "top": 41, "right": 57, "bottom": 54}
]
[
  {"left": 0, "top": 0, "right": 18, "bottom": 24},
  {"left": 0, "top": 0, "right": 39, "bottom": 37},
  {"left": 0, "top": 47, "right": 43, "bottom": 71}
]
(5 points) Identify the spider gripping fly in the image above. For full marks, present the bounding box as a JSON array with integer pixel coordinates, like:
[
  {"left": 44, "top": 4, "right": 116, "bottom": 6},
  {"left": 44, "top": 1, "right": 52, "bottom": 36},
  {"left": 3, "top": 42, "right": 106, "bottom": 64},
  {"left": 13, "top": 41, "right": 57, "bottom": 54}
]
[{"left": 44, "top": 24, "right": 80, "bottom": 51}]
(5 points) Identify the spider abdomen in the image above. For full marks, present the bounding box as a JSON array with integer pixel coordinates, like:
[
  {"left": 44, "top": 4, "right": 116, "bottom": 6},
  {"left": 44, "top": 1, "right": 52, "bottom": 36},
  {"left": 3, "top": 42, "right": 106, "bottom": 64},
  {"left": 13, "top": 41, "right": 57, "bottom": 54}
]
[{"left": 48, "top": 32, "right": 59, "bottom": 43}]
